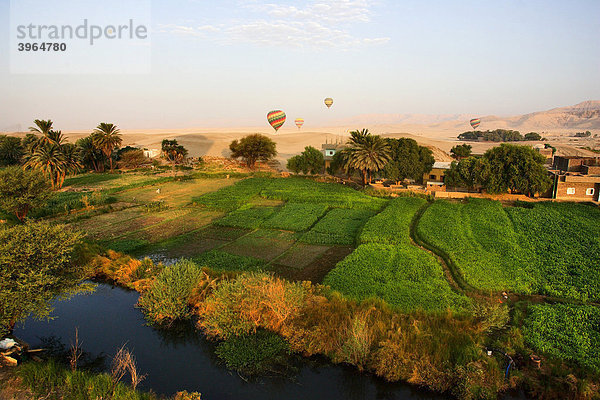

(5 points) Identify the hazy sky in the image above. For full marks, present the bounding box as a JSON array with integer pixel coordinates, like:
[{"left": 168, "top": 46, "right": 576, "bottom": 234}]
[{"left": 1, "top": 0, "right": 599, "bottom": 130}]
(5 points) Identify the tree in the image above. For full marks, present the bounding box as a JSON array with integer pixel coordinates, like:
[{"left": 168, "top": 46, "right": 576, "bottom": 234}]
[
  {"left": 0, "top": 167, "right": 52, "bottom": 221},
  {"left": 24, "top": 143, "right": 67, "bottom": 190},
  {"left": 0, "top": 221, "right": 86, "bottom": 335},
  {"left": 450, "top": 144, "right": 472, "bottom": 159},
  {"left": 384, "top": 138, "right": 434, "bottom": 183},
  {"left": 444, "top": 157, "right": 491, "bottom": 191},
  {"left": 229, "top": 134, "right": 277, "bottom": 169},
  {"left": 77, "top": 136, "right": 105, "bottom": 172},
  {"left": 286, "top": 146, "right": 324, "bottom": 174},
  {"left": 0, "top": 135, "right": 24, "bottom": 166},
  {"left": 483, "top": 144, "right": 551, "bottom": 197},
  {"left": 29, "top": 119, "right": 54, "bottom": 149},
  {"left": 92, "top": 123, "right": 122, "bottom": 172},
  {"left": 161, "top": 140, "right": 188, "bottom": 176},
  {"left": 524, "top": 132, "right": 542, "bottom": 141},
  {"left": 119, "top": 149, "right": 149, "bottom": 169},
  {"left": 344, "top": 129, "right": 391, "bottom": 185}
]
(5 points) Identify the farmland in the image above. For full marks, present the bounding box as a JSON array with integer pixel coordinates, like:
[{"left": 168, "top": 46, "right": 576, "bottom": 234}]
[
  {"left": 324, "top": 198, "right": 470, "bottom": 312},
  {"left": 416, "top": 198, "right": 600, "bottom": 302},
  {"left": 523, "top": 303, "right": 600, "bottom": 372},
  {"left": 8, "top": 169, "right": 600, "bottom": 398}
]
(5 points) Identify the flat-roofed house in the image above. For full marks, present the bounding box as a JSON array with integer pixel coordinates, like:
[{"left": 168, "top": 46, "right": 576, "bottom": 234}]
[{"left": 424, "top": 161, "right": 452, "bottom": 191}]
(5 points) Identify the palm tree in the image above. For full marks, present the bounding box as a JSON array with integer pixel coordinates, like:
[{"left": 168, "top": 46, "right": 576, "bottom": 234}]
[
  {"left": 24, "top": 143, "right": 67, "bottom": 189},
  {"left": 28, "top": 119, "right": 54, "bottom": 150},
  {"left": 77, "top": 136, "right": 104, "bottom": 172},
  {"left": 92, "top": 123, "right": 122, "bottom": 172},
  {"left": 344, "top": 129, "right": 391, "bottom": 185},
  {"left": 58, "top": 143, "right": 83, "bottom": 188}
]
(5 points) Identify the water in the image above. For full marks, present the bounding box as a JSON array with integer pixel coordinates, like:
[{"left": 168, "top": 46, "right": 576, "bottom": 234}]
[{"left": 14, "top": 284, "right": 520, "bottom": 400}]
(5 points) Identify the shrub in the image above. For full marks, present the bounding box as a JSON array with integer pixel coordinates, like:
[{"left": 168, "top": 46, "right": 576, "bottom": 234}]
[
  {"left": 138, "top": 259, "right": 204, "bottom": 324},
  {"left": 0, "top": 166, "right": 52, "bottom": 221},
  {"left": 196, "top": 272, "right": 308, "bottom": 339},
  {"left": 118, "top": 149, "right": 149, "bottom": 169},
  {"left": 215, "top": 330, "right": 291, "bottom": 375}
]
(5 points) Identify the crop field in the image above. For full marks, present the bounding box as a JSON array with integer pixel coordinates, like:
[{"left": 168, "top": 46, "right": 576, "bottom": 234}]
[
  {"left": 523, "top": 303, "right": 600, "bottom": 372},
  {"left": 417, "top": 199, "right": 600, "bottom": 302},
  {"left": 300, "top": 208, "right": 375, "bottom": 245},
  {"left": 214, "top": 206, "right": 279, "bottom": 229},
  {"left": 220, "top": 229, "right": 299, "bottom": 261},
  {"left": 262, "top": 203, "right": 328, "bottom": 231},
  {"left": 192, "top": 177, "right": 271, "bottom": 211},
  {"left": 324, "top": 243, "right": 470, "bottom": 312},
  {"left": 192, "top": 250, "right": 267, "bottom": 272},
  {"left": 359, "top": 197, "right": 426, "bottom": 245},
  {"left": 325, "top": 197, "right": 470, "bottom": 312}
]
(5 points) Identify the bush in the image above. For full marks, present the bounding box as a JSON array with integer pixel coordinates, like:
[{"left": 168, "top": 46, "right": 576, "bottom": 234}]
[
  {"left": 196, "top": 272, "right": 308, "bottom": 339},
  {"left": 0, "top": 166, "right": 52, "bottom": 221},
  {"left": 215, "top": 330, "right": 291, "bottom": 375},
  {"left": 138, "top": 259, "right": 204, "bottom": 324},
  {"left": 118, "top": 149, "right": 149, "bottom": 169}
]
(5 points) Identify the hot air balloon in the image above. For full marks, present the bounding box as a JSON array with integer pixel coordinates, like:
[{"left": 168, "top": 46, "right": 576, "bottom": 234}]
[
  {"left": 295, "top": 118, "right": 304, "bottom": 129},
  {"left": 267, "top": 110, "right": 286, "bottom": 132},
  {"left": 324, "top": 98, "right": 333, "bottom": 109},
  {"left": 470, "top": 118, "right": 481, "bottom": 130}
]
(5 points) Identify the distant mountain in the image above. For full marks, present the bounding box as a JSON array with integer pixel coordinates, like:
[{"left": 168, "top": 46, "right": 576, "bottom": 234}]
[{"left": 335, "top": 101, "right": 600, "bottom": 132}]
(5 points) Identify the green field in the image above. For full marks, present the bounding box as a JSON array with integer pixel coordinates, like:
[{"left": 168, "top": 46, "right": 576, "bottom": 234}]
[
  {"left": 325, "top": 198, "right": 470, "bottom": 312},
  {"left": 417, "top": 199, "right": 600, "bottom": 302},
  {"left": 523, "top": 303, "right": 600, "bottom": 372},
  {"left": 300, "top": 208, "right": 375, "bottom": 245}
]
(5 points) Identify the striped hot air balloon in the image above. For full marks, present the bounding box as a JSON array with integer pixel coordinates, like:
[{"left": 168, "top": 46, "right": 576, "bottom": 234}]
[
  {"left": 267, "top": 110, "right": 286, "bottom": 132},
  {"left": 470, "top": 118, "right": 481, "bottom": 130},
  {"left": 295, "top": 118, "right": 304, "bottom": 129},
  {"left": 324, "top": 98, "right": 333, "bottom": 109}
]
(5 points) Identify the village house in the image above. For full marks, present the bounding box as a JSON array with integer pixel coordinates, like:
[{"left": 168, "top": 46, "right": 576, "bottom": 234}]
[
  {"left": 423, "top": 161, "right": 452, "bottom": 192},
  {"left": 549, "top": 156, "right": 600, "bottom": 201},
  {"left": 321, "top": 142, "right": 346, "bottom": 170}
]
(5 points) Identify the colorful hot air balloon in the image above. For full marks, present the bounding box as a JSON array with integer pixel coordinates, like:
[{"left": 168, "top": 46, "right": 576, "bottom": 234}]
[
  {"left": 267, "top": 110, "right": 286, "bottom": 132},
  {"left": 295, "top": 118, "right": 304, "bottom": 129},
  {"left": 324, "top": 98, "right": 333, "bottom": 109},
  {"left": 470, "top": 118, "right": 481, "bottom": 130}
]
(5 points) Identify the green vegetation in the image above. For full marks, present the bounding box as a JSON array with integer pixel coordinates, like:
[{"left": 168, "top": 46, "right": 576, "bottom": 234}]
[
  {"left": 262, "top": 203, "right": 328, "bottom": 231},
  {"left": 337, "top": 129, "right": 392, "bottom": 185},
  {"left": 214, "top": 205, "right": 278, "bottom": 229},
  {"left": 287, "top": 145, "right": 324, "bottom": 174},
  {"left": 192, "top": 250, "right": 266, "bottom": 272},
  {"left": 301, "top": 208, "right": 374, "bottom": 245},
  {"left": 359, "top": 197, "right": 425, "bottom": 245},
  {"left": 0, "top": 134, "right": 24, "bottom": 166},
  {"left": 137, "top": 259, "right": 204, "bottom": 324},
  {"left": 215, "top": 330, "right": 291, "bottom": 375},
  {"left": 383, "top": 137, "right": 434, "bottom": 184},
  {"left": 229, "top": 133, "right": 277, "bottom": 168},
  {"left": 458, "top": 129, "right": 537, "bottom": 142},
  {"left": 193, "top": 177, "right": 270, "bottom": 211},
  {"left": 324, "top": 243, "right": 470, "bottom": 312},
  {"left": 523, "top": 304, "right": 600, "bottom": 372},
  {"left": 0, "top": 221, "right": 86, "bottom": 335},
  {"left": 450, "top": 143, "right": 472, "bottom": 159},
  {"left": 0, "top": 166, "right": 52, "bottom": 221},
  {"left": 417, "top": 199, "right": 600, "bottom": 301},
  {"left": 327, "top": 198, "right": 469, "bottom": 312},
  {"left": 15, "top": 359, "right": 158, "bottom": 400}
]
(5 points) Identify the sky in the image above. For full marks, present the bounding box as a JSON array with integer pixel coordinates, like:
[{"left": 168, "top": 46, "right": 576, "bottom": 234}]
[{"left": 0, "top": 0, "right": 599, "bottom": 130}]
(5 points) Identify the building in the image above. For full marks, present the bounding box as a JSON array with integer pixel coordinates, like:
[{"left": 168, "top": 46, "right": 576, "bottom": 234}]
[
  {"left": 321, "top": 142, "right": 346, "bottom": 170},
  {"left": 143, "top": 148, "right": 160, "bottom": 158},
  {"left": 424, "top": 161, "right": 452, "bottom": 191},
  {"left": 549, "top": 156, "right": 600, "bottom": 201}
]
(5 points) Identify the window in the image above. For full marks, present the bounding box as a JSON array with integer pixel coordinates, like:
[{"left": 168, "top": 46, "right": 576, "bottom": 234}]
[
  {"left": 586, "top": 188, "right": 595, "bottom": 196},
  {"left": 429, "top": 174, "right": 436, "bottom": 180},
  {"left": 566, "top": 188, "right": 575, "bottom": 195}
]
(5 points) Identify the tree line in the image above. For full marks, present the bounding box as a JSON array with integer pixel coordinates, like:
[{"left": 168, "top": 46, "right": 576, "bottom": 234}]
[{"left": 458, "top": 129, "right": 543, "bottom": 142}]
